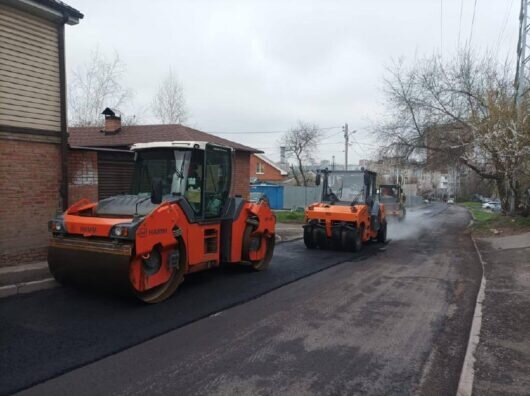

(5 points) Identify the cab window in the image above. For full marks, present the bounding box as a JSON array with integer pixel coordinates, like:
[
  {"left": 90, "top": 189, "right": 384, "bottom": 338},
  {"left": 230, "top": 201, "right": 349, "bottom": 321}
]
[{"left": 204, "top": 146, "right": 231, "bottom": 218}]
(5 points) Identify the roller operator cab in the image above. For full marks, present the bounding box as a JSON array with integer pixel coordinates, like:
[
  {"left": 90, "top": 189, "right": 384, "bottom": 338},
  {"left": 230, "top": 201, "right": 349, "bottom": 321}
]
[
  {"left": 303, "top": 169, "right": 387, "bottom": 251},
  {"left": 48, "top": 141, "right": 276, "bottom": 303}
]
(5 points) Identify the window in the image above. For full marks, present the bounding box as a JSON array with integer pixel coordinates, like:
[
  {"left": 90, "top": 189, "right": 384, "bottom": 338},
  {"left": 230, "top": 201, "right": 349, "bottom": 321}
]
[
  {"left": 204, "top": 145, "right": 231, "bottom": 218},
  {"left": 323, "top": 173, "right": 365, "bottom": 203},
  {"left": 131, "top": 149, "right": 191, "bottom": 198},
  {"left": 185, "top": 150, "right": 204, "bottom": 215},
  {"left": 256, "top": 161, "right": 264, "bottom": 174}
]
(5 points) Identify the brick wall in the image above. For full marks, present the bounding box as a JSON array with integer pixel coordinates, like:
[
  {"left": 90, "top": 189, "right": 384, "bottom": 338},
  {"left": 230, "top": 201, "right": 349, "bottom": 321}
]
[
  {"left": 68, "top": 150, "right": 98, "bottom": 204},
  {"left": 0, "top": 140, "right": 62, "bottom": 266},
  {"left": 233, "top": 151, "right": 250, "bottom": 199},
  {"left": 250, "top": 154, "right": 286, "bottom": 182}
]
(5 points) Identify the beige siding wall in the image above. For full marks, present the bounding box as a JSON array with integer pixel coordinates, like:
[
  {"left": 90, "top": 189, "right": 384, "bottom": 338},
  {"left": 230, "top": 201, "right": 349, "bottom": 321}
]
[{"left": 0, "top": 3, "right": 61, "bottom": 131}]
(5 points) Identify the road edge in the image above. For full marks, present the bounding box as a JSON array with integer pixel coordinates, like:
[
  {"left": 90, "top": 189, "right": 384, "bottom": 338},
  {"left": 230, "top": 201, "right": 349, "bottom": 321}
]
[
  {"left": 0, "top": 238, "right": 305, "bottom": 300},
  {"left": 0, "top": 278, "right": 58, "bottom": 299},
  {"left": 456, "top": 230, "right": 486, "bottom": 396}
]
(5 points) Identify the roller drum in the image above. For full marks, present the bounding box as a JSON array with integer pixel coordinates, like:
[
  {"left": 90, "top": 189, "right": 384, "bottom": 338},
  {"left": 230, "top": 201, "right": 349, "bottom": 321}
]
[{"left": 48, "top": 237, "right": 134, "bottom": 296}]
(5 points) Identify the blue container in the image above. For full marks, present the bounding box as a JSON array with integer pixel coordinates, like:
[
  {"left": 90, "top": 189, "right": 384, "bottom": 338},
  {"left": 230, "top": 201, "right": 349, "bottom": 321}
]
[{"left": 250, "top": 184, "right": 284, "bottom": 209}]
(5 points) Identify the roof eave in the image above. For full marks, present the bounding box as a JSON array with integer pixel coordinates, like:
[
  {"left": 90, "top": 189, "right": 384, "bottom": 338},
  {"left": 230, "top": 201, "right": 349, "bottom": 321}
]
[{"left": 6, "top": 0, "right": 83, "bottom": 24}]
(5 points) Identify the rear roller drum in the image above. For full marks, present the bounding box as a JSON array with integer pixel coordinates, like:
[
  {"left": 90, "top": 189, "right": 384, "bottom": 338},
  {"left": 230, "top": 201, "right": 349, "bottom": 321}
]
[
  {"left": 133, "top": 242, "right": 186, "bottom": 304},
  {"left": 331, "top": 228, "right": 342, "bottom": 250},
  {"left": 242, "top": 224, "right": 275, "bottom": 271},
  {"left": 315, "top": 228, "right": 329, "bottom": 249},
  {"left": 340, "top": 227, "right": 362, "bottom": 252},
  {"left": 303, "top": 226, "right": 317, "bottom": 249}
]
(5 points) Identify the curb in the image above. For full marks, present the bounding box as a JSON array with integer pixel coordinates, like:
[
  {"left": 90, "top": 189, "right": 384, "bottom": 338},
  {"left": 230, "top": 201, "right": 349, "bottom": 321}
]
[
  {"left": 456, "top": 232, "right": 486, "bottom": 396},
  {"left": 0, "top": 278, "right": 58, "bottom": 299}
]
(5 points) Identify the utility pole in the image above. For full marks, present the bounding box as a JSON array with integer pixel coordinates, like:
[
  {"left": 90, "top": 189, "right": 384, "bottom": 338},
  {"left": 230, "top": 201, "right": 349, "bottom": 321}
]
[
  {"left": 342, "top": 123, "right": 356, "bottom": 171},
  {"left": 332, "top": 155, "right": 335, "bottom": 171},
  {"left": 515, "top": 0, "right": 529, "bottom": 109},
  {"left": 343, "top": 123, "right": 349, "bottom": 171},
  {"left": 512, "top": 0, "right": 529, "bottom": 213}
]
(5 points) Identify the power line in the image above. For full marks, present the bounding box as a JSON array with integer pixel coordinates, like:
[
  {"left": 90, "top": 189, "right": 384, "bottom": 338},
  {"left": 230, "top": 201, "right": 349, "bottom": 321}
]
[
  {"left": 254, "top": 141, "right": 344, "bottom": 150},
  {"left": 469, "top": 0, "right": 479, "bottom": 45},
  {"left": 495, "top": 0, "right": 516, "bottom": 54},
  {"left": 440, "top": 0, "right": 443, "bottom": 51},
  {"left": 457, "top": 0, "right": 464, "bottom": 47},
  {"left": 206, "top": 126, "right": 341, "bottom": 135}
]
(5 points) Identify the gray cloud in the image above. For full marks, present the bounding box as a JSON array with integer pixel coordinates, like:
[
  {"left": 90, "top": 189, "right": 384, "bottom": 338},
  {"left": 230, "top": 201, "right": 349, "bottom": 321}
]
[{"left": 66, "top": 0, "right": 519, "bottom": 163}]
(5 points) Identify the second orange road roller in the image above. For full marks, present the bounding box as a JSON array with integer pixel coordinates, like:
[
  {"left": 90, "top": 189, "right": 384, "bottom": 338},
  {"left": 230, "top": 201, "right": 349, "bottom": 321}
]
[
  {"left": 48, "top": 141, "right": 276, "bottom": 303},
  {"left": 303, "top": 168, "right": 387, "bottom": 251}
]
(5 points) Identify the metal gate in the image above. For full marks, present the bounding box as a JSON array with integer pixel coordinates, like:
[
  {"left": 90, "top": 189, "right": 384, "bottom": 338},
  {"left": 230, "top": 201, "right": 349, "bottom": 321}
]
[
  {"left": 283, "top": 186, "right": 320, "bottom": 209},
  {"left": 97, "top": 151, "right": 135, "bottom": 199}
]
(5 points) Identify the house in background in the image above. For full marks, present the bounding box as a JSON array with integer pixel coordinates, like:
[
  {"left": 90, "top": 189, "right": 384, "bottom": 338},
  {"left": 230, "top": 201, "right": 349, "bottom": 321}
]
[
  {"left": 0, "top": 0, "right": 83, "bottom": 266},
  {"left": 68, "top": 111, "right": 261, "bottom": 201},
  {"left": 250, "top": 153, "right": 288, "bottom": 183}
]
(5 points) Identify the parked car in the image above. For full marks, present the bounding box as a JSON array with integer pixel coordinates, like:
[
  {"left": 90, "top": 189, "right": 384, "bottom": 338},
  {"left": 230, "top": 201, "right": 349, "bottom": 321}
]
[
  {"left": 447, "top": 198, "right": 454, "bottom": 204},
  {"left": 482, "top": 201, "right": 500, "bottom": 210}
]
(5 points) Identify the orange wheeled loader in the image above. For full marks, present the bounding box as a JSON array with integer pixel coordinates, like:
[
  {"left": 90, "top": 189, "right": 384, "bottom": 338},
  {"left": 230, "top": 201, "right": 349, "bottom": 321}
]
[
  {"left": 303, "top": 168, "right": 387, "bottom": 251},
  {"left": 48, "top": 141, "right": 276, "bottom": 303}
]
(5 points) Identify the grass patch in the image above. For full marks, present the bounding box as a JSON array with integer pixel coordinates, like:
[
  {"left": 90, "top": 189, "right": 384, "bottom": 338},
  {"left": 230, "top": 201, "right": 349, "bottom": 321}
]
[
  {"left": 274, "top": 210, "right": 305, "bottom": 223},
  {"left": 459, "top": 202, "right": 530, "bottom": 236}
]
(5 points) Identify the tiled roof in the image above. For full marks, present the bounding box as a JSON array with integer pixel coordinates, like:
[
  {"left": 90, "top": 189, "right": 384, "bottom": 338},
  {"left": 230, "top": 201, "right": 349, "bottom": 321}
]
[{"left": 68, "top": 124, "right": 262, "bottom": 153}]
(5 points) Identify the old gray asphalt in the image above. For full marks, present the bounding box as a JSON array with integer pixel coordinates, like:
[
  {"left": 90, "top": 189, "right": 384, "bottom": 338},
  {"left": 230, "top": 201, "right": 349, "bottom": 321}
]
[{"left": 15, "top": 204, "right": 482, "bottom": 395}]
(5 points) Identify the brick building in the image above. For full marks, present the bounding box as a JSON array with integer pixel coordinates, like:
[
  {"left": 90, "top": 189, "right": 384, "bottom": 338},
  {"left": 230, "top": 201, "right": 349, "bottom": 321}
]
[
  {"left": 250, "top": 154, "right": 288, "bottom": 183},
  {"left": 68, "top": 114, "right": 261, "bottom": 201},
  {"left": 0, "top": 0, "right": 83, "bottom": 266}
]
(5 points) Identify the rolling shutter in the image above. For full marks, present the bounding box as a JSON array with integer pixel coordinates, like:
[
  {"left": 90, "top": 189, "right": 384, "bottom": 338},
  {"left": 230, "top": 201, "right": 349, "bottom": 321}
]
[{"left": 97, "top": 152, "right": 135, "bottom": 199}]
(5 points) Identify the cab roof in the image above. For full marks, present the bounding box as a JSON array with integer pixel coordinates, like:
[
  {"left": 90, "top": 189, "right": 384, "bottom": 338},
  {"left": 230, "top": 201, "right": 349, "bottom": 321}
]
[{"left": 130, "top": 141, "right": 232, "bottom": 151}]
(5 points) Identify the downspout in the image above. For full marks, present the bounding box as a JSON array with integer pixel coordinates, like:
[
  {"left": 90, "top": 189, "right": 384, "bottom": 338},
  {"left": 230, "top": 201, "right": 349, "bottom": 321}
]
[{"left": 58, "top": 16, "right": 69, "bottom": 210}]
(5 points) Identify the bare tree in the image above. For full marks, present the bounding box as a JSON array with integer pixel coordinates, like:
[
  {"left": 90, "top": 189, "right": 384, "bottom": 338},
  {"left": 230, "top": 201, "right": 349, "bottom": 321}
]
[
  {"left": 377, "top": 51, "right": 530, "bottom": 213},
  {"left": 282, "top": 121, "right": 321, "bottom": 186},
  {"left": 68, "top": 49, "right": 132, "bottom": 127},
  {"left": 152, "top": 70, "right": 188, "bottom": 124}
]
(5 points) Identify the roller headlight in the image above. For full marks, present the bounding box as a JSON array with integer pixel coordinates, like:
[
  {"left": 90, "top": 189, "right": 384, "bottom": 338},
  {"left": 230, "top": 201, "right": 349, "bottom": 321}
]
[
  {"left": 48, "top": 218, "right": 66, "bottom": 234},
  {"left": 111, "top": 225, "right": 129, "bottom": 238},
  {"left": 109, "top": 221, "right": 142, "bottom": 240},
  {"left": 113, "top": 226, "right": 126, "bottom": 237}
]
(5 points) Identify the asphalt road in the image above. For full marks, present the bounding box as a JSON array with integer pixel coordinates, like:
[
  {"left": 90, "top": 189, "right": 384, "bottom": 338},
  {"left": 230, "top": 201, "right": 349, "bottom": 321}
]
[{"left": 2, "top": 203, "right": 482, "bottom": 395}]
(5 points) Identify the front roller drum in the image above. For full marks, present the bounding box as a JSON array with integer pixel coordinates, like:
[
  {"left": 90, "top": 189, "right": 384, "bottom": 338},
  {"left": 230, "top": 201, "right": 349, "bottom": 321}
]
[
  {"left": 48, "top": 237, "right": 185, "bottom": 303},
  {"left": 48, "top": 238, "right": 133, "bottom": 295}
]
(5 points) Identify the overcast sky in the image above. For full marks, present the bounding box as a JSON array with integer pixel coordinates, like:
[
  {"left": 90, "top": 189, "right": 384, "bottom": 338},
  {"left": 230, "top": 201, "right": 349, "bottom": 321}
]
[{"left": 65, "top": 0, "right": 519, "bottom": 164}]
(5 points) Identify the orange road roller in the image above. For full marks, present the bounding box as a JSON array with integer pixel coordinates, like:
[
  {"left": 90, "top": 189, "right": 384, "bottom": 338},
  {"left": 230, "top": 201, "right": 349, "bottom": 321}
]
[
  {"left": 48, "top": 141, "right": 276, "bottom": 303},
  {"left": 303, "top": 168, "right": 387, "bottom": 251},
  {"left": 379, "top": 184, "right": 406, "bottom": 221}
]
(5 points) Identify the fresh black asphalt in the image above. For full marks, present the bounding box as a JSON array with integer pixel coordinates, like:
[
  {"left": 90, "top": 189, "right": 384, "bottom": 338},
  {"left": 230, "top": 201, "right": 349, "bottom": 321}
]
[
  {"left": 0, "top": 230, "right": 381, "bottom": 395},
  {"left": 12, "top": 204, "right": 482, "bottom": 395}
]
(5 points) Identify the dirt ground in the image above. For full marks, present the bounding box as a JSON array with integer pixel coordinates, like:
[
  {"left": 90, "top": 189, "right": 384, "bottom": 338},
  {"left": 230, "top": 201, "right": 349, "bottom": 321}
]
[{"left": 275, "top": 222, "right": 303, "bottom": 242}]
